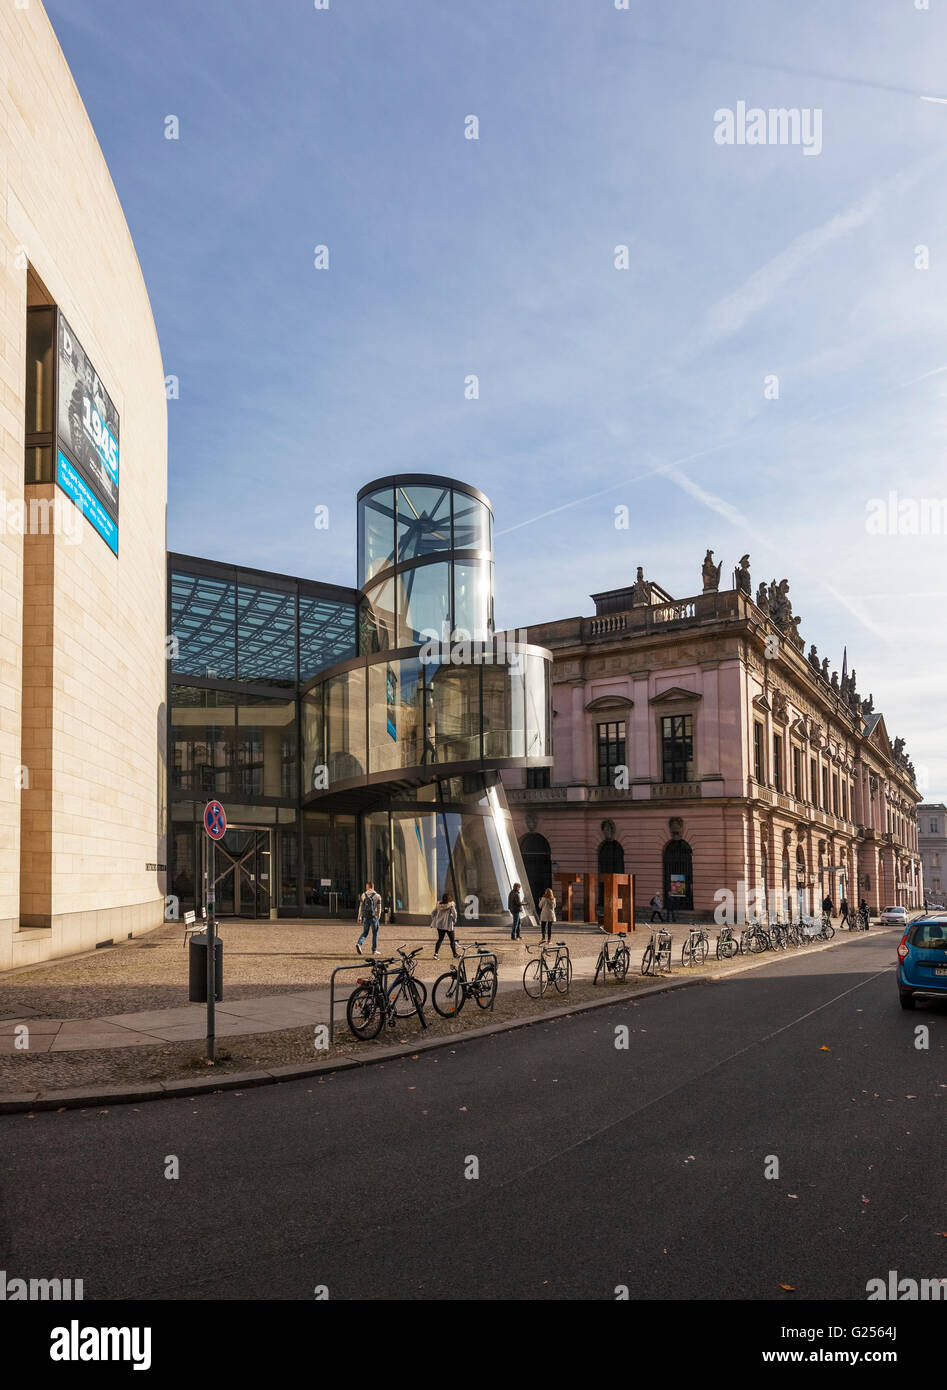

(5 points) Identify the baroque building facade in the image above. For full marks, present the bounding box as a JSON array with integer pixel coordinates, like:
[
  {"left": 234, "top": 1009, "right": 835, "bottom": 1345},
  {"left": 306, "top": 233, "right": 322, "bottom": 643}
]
[
  {"left": 503, "top": 560, "right": 922, "bottom": 922},
  {"left": 918, "top": 804, "right": 947, "bottom": 905}
]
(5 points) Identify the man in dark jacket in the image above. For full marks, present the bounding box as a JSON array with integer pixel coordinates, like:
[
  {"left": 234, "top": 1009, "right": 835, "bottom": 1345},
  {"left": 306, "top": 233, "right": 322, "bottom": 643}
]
[
  {"left": 356, "top": 881, "right": 382, "bottom": 955},
  {"left": 508, "top": 883, "right": 524, "bottom": 941}
]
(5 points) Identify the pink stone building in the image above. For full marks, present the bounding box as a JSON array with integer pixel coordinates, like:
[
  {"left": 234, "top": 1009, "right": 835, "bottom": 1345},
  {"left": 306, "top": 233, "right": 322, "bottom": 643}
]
[{"left": 503, "top": 566, "right": 922, "bottom": 923}]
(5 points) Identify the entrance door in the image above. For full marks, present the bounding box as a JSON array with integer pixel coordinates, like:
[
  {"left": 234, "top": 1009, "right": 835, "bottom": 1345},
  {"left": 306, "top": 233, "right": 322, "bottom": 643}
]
[{"left": 209, "top": 827, "right": 273, "bottom": 918}]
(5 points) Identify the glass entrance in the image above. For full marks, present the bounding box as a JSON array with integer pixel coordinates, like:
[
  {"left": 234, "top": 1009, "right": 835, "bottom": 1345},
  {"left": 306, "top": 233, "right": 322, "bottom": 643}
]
[{"left": 208, "top": 827, "right": 273, "bottom": 918}]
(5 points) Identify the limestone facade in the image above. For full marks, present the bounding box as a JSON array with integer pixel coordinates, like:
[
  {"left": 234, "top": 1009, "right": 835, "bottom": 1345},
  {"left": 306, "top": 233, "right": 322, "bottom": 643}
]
[{"left": 0, "top": 3, "right": 167, "bottom": 969}]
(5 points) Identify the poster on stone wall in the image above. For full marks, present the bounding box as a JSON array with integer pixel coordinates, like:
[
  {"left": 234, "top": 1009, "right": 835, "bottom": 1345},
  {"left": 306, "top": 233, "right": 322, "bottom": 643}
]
[{"left": 56, "top": 312, "right": 120, "bottom": 553}]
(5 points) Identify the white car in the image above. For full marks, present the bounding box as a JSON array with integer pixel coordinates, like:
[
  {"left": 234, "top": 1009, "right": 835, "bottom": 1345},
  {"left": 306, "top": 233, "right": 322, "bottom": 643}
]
[{"left": 879, "top": 905, "right": 908, "bottom": 926}]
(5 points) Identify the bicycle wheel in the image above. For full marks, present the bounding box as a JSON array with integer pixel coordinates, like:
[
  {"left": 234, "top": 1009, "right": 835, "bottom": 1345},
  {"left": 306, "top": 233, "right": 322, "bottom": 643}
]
[
  {"left": 593, "top": 950, "right": 605, "bottom": 986},
  {"left": 681, "top": 940, "right": 693, "bottom": 967},
  {"left": 554, "top": 956, "right": 572, "bottom": 994},
  {"left": 473, "top": 965, "right": 497, "bottom": 1010},
  {"left": 696, "top": 936, "right": 708, "bottom": 964},
  {"left": 432, "top": 970, "right": 464, "bottom": 1018},
  {"left": 389, "top": 974, "right": 428, "bottom": 1018},
  {"left": 346, "top": 984, "right": 385, "bottom": 1040},
  {"left": 641, "top": 943, "right": 654, "bottom": 976},
  {"left": 823, "top": 923, "right": 834, "bottom": 940},
  {"left": 613, "top": 946, "right": 630, "bottom": 980},
  {"left": 740, "top": 930, "right": 751, "bottom": 955},
  {"left": 523, "top": 959, "right": 546, "bottom": 998}
]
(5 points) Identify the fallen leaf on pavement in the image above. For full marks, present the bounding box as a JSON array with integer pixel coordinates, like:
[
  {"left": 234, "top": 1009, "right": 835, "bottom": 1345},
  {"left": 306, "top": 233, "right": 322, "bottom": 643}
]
[{"left": 779, "top": 1282, "right": 796, "bottom": 1291}]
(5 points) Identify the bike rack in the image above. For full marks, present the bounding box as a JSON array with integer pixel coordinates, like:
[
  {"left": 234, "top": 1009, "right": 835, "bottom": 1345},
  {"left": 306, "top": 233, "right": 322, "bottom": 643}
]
[{"left": 328, "top": 960, "right": 390, "bottom": 1045}]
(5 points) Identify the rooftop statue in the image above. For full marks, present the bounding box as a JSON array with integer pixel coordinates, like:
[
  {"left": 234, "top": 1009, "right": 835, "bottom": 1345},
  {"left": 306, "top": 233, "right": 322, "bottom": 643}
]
[
  {"left": 702, "top": 549, "right": 722, "bottom": 593},
  {"left": 630, "top": 566, "right": 650, "bottom": 606},
  {"left": 756, "top": 581, "right": 770, "bottom": 614},
  {"left": 807, "top": 644, "right": 819, "bottom": 669},
  {"left": 735, "top": 554, "right": 751, "bottom": 595}
]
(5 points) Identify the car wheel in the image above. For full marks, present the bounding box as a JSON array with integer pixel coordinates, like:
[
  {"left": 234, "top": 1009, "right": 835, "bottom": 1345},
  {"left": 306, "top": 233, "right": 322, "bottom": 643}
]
[{"left": 899, "top": 990, "right": 915, "bottom": 1011}]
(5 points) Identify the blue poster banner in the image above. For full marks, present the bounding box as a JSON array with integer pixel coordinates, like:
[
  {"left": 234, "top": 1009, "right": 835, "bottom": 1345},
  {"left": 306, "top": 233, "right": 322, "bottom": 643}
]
[{"left": 57, "top": 451, "right": 118, "bottom": 554}]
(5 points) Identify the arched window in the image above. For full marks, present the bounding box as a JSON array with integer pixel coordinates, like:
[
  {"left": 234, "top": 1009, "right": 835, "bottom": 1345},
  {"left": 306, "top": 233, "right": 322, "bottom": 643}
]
[
  {"left": 520, "top": 832, "right": 552, "bottom": 906},
  {"left": 598, "top": 838, "right": 625, "bottom": 875},
  {"left": 663, "top": 839, "right": 693, "bottom": 911},
  {"left": 796, "top": 846, "right": 807, "bottom": 919}
]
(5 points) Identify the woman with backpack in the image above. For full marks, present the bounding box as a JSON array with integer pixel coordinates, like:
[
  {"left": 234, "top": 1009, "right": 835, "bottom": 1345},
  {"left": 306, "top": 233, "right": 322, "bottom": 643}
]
[
  {"left": 431, "top": 891, "right": 459, "bottom": 959},
  {"left": 538, "top": 887, "right": 557, "bottom": 944}
]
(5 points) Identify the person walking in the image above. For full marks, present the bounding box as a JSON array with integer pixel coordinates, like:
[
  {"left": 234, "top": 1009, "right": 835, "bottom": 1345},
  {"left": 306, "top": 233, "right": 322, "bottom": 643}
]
[
  {"left": 839, "top": 896, "right": 851, "bottom": 929},
  {"left": 508, "top": 882, "right": 524, "bottom": 940},
  {"left": 859, "top": 897, "right": 870, "bottom": 930},
  {"left": 822, "top": 894, "right": 834, "bottom": 921},
  {"left": 431, "top": 891, "right": 459, "bottom": 959},
  {"left": 355, "top": 880, "right": 382, "bottom": 955},
  {"left": 649, "top": 893, "right": 664, "bottom": 923},
  {"left": 538, "top": 887, "right": 557, "bottom": 943}
]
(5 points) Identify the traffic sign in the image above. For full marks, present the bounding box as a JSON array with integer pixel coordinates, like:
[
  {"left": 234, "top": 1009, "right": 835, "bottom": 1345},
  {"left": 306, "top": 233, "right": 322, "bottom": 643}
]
[{"left": 203, "top": 800, "right": 227, "bottom": 841}]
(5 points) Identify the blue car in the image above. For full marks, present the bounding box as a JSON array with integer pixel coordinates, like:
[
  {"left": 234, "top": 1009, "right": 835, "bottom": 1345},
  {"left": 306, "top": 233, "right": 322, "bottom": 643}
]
[{"left": 898, "top": 915, "right": 947, "bottom": 1009}]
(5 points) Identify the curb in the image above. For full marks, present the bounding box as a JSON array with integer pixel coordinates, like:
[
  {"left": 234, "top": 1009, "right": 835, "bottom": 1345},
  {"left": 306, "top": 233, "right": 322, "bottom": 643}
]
[{"left": 0, "top": 924, "right": 901, "bottom": 1115}]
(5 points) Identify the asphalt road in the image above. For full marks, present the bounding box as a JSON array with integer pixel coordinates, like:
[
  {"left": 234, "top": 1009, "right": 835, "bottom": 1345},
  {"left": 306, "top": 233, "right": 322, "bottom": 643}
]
[{"left": 2, "top": 929, "right": 944, "bottom": 1301}]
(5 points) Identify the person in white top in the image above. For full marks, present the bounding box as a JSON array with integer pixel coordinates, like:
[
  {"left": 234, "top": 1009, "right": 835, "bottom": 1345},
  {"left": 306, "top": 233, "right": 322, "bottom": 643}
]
[
  {"left": 431, "top": 891, "right": 459, "bottom": 959},
  {"left": 539, "top": 887, "right": 557, "bottom": 944}
]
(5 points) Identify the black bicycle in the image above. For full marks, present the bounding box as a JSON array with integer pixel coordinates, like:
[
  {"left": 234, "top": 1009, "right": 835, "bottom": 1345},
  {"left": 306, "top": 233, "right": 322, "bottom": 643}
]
[
  {"left": 593, "top": 927, "right": 630, "bottom": 984},
  {"left": 389, "top": 946, "right": 429, "bottom": 1017},
  {"left": 432, "top": 942, "right": 498, "bottom": 1017},
  {"left": 716, "top": 925, "right": 739, "bottom": 960},
  {"left": 523, "top": 941, "right": 572, "bottom": 997},
  {"left": 346, "top": 952, "right": 427, "bottom": 1039},
  {"left": 682, "top": 926, "right": 709, "bottom": 967},
  {"left": 641, "top": 924, "right": 672, "bottom": 976}
]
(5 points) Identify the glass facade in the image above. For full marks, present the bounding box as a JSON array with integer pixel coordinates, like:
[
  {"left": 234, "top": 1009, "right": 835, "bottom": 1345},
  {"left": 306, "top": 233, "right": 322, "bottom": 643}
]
[
  {"left": 170, "top": 568, "right": 356, "bottom": 685},
  {"left": 167, "top": 475, "right": 550, "bottom": 921},
  {"left": 302, "top": 650, "right": 550, "bottom": 786}
]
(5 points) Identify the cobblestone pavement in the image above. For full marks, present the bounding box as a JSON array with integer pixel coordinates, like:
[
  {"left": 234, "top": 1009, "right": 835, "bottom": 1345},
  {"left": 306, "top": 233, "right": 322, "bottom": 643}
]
[{"left": 0, "top": 914, "right": 902, "bottom": 1097}]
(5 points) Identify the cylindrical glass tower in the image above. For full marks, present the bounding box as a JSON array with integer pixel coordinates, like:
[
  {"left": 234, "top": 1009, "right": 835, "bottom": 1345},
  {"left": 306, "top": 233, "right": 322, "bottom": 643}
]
[{"left": 301, "top": 474, "right": 552, "bottom": 923}]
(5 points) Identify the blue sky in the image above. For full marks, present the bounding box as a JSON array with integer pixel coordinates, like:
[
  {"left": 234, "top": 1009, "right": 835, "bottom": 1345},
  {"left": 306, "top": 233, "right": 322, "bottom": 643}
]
[{"left": 46, "top": 0, "right": 947, "bottom": 795}]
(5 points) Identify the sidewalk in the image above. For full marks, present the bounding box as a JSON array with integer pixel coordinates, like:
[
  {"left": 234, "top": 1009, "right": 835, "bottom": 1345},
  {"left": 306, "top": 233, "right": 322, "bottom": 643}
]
[{"left": 0, "top": 915, "right": 895, "bottom": 1055}]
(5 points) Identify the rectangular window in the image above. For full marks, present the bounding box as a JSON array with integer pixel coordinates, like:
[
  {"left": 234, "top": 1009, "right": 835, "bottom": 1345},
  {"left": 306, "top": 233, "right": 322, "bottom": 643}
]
[
  {"left": 842, "top": 781, "right": 848, "bottom": 821},
  {"left": 526, "top": 767, "right": 550, "bottom": 789},
  {"left": 661, "top": 714, "right": 693, "bottom": 784},
  {"left": 753, "top": 722, "right": 764, "bottom": 783},
  {"left": 792, "top": 746, "right": 802, "bottom": 799},
  {"left": 810, "top": 757, "right": 817, "bottom": 805},
  {"left": 25, "top": 305, "right": 55, "bottom": 482},
  {"left": 832, "top": 774, "right": 839, "bottom": 815},
  {"left": 598, "top": 721, "right": 626, "bottom": 787},
  {"left": 773, "top": 733, "right": 783, "bottom": 793},
  {"left": 821, "top": 766, "right": 828, "bottom": 811}
]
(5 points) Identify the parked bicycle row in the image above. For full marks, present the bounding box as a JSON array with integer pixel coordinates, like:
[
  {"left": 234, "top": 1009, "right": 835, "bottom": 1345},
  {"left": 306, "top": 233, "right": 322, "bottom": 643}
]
[{"left": 640, "top": 911, "right": 842, "bottom": 975}]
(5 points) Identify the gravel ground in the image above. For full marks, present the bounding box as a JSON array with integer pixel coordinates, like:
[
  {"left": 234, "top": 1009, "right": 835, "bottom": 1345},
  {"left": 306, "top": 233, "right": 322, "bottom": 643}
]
[
  {"left": 0, "top": 972, "right": 663, "bottom": 1095},
  {"left": 0, "top": 919, "right": 623, "bottom": 1021}
]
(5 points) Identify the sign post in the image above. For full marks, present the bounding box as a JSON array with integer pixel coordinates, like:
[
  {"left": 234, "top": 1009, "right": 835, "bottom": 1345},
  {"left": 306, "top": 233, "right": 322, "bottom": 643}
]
[{"left": 202, "top": 800, "right": 227, "bottom": 1062}]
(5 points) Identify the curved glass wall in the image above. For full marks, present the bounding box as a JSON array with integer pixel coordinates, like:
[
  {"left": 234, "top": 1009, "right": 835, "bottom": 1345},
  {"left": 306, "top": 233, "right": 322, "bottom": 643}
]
[
  {"left": 302, "top": 648, "right": 551, "bottom": 794},
  {"left": 361, "top": 773, "right": 532, "bottom": 921}
]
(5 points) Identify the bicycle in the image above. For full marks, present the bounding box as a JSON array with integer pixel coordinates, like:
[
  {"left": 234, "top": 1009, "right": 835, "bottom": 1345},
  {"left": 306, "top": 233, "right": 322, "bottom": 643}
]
[
  {"left": 818, "top": 912, "right": 835, "bottom": 941},
  {"left": 346, "top": 952, "right": 428, "bottom": 1039},
  {"left": 389, "top": 946, "right": 429, "bottom": 1017},
  {"left": 431, "top": 942, "right": 498, "bottom": 1017},
  {"left": 681, "top": 926, "right": 709, "bottom": 967},
  {"left": 716, "top": 925, "right": 739, "bottom": 960},
  {"left": 641, "top": 924, "right": 672, "bottom": 975},
  {"left": 593, "top": 927, "right": 630, "bottom": 985},
  {"left": 770, "top": 919, "right": 790, "bottom": 951},
  {"left": 523, "top": 941, "right": 572, "bottom": 998},
  {"left": 745, "top": 922, "right": 771, "bottom": 953}
]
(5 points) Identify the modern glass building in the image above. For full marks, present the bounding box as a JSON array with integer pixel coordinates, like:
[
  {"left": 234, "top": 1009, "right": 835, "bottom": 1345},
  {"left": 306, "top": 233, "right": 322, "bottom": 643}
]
[{"left": 168, "top": 476, "right": 552, "bottom": 924}]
